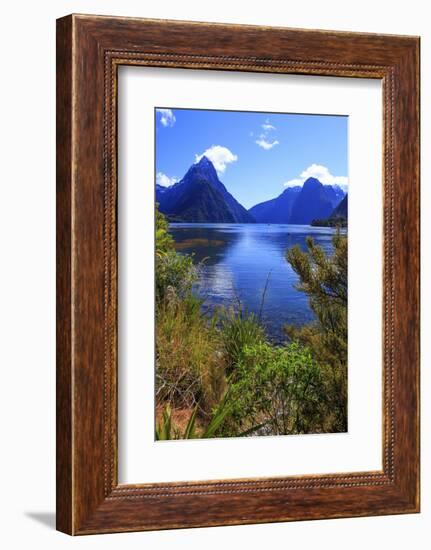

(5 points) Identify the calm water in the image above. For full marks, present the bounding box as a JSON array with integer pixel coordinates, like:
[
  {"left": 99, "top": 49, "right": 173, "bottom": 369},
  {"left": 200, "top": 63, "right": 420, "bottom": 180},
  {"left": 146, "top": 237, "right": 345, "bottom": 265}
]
[{"left": 170, "top": 223, "right": 340, "bottom": 342}]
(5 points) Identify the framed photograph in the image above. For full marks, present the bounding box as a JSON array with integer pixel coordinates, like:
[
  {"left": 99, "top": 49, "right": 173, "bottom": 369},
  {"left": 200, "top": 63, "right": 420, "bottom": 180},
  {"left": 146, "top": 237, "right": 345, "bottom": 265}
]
[{"left": 56, "top": 14, "right": 420, "bottom": 535}]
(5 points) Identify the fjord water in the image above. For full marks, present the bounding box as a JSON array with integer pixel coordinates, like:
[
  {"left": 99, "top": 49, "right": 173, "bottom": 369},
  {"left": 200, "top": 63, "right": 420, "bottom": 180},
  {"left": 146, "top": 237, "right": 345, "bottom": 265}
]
[{"left": 170, "top": 223, "right": 339, "bottom": 342}]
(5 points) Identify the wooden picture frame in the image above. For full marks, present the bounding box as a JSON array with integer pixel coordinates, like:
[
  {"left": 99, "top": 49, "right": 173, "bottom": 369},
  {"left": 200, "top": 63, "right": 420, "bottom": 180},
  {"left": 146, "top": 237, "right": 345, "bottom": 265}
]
[{"left": 56, "top": 14, "right": 420, "bottom": 535}]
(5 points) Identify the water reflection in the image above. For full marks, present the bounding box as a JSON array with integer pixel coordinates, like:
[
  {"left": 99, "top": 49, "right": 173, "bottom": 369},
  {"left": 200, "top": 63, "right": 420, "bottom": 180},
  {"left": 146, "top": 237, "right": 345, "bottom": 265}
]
[{"left": 169, "top": 223, "right": 338, "bottom": 342}]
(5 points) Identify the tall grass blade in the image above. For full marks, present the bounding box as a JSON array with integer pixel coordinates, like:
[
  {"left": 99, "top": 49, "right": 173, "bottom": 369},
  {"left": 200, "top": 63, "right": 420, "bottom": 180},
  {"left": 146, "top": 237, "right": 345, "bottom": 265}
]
[
  {"left": 258, "top": 270, "right": 272, "bottom": 322},
  {"left": 183, "top": 405, "right": 198, "bottom": 439}
]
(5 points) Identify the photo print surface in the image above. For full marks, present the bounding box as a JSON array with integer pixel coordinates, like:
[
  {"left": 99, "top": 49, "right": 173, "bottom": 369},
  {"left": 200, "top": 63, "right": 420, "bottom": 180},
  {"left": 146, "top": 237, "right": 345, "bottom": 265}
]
[{"left": 155, "top": 107, "right": 348, "bottom": 441}]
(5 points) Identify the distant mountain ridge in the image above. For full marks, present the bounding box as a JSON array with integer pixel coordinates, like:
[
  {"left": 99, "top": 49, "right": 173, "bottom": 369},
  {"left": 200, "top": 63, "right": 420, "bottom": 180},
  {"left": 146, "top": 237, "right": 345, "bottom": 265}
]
[
  {"left": 249, "top": 177, "right": 346, "bottom": 224},
  {"left": 156, "top": 156, "right": 254, "bottom": 223},
  {"left": 311, "top": 194, "right": 348, "bottom": 227},
  {"left": 289, "top": 177, "right": 335, "bottom": 224},
  {"left": 330, "top": 193, "right": 347, "bottom": 219},
  {"left": 249, "top": 187, "right": 301, "bottom": 223},
  {"left": 156, "top": 157, "right": 347, "bottom": 225}
]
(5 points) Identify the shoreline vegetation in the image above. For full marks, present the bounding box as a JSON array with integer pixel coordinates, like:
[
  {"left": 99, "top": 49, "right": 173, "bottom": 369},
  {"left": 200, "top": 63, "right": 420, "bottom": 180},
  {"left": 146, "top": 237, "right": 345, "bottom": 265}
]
[
  {"left": 155, "top": 205, "right": 347, "bottom": 440},
  {"left": 310, "top": 217, "right": 347, "bottom": 228}
]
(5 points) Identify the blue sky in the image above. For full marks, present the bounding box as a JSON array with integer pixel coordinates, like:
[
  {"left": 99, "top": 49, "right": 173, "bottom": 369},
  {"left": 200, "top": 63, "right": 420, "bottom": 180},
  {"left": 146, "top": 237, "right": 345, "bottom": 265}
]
[{"left": 155, "top": 108, "right": 348, "bottom": 209}]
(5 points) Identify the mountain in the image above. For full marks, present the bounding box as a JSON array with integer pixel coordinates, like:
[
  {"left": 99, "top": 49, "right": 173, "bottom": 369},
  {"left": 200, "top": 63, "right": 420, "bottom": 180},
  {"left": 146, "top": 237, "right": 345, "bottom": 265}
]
[
  {"left": 157, "top": 156, "right": 255, "bottom": 223},
  {"left": 249, "top": 177, "right": 345, "bottom": 224},
  {"left": 331, "top": 185, "right": 347, "bottom": 206},
  {"left": 311, "top": 194, "right": 348, "bottom": 227},
  {"left": 249, "top": 187, "right": 301, "bottom": 223},
  {"left": 323, "top": 184, "right": 346, "bottom": 209},
  {"left": 155, "top": 184, "right": 169, "bottom": 204},
  {"left": 289, "top": 177, "right": 335, "bottom": 223},
  {"left": 330, "top": 193, "right": 347, "bottom": 220}
]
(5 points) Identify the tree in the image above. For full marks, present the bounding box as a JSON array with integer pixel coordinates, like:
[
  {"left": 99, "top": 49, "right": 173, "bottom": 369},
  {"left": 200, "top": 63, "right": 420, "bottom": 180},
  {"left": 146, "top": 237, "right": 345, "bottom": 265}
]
[
  {"left": 285, "top": 232, "right": 347, "bottom": 431},
  {"left": 155, "top": 204, "right": 196, "bottom": 301},
  {"left": 155, "top": 202, "right": 174, "bottom": 256}
]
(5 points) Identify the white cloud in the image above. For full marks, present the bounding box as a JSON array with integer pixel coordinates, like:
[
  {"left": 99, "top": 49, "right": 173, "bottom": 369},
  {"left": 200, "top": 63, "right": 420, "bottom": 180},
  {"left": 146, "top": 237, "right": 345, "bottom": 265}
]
[
  {"left": 156, "top": 108, "right": 176, "bottom": 127},
  {"left": 256, "top": 138, "right": 279, "bottom": 150},
  {"left": 156, "top": 172, "right": 177, "bottom": 187},
  {"left": 195, "top": 145, "right": 238, "bottom": 174},
  {"left": 284, "top": 164, "right": 348, "bottom": 189},
  {"left": 262, "top": 120, "right": 276, "bottom": 132},
  {"left": 255, "top": 119, "right": 279, "bottom": 150}
]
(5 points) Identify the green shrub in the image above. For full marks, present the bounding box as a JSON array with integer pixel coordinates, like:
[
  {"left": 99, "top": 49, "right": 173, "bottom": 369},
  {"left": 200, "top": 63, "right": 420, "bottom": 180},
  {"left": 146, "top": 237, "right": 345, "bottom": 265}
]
[
  {"left": 155, "top": 204, "right": 197, "bottom": 302},
  {"left": 155, "top": 203, "right": 174, "bottom": 255},
  {"left": 156, "top": 248, "right": 197, "bottom": 302},
  {"left": 219, "top": 342, "right": 329, "bottom": 437}
]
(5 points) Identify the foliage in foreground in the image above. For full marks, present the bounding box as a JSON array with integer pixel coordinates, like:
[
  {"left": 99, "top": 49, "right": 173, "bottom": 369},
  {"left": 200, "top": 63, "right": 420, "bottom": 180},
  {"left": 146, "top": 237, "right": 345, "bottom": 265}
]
[
  {"left": 155, "top": 392, "right": 233, "bottom": 440},
  {"left": 156, "top": 292, "right": 227, "bottom": 415},
  {"left": 156, "top": 203, "right": 225, "bottom": 415},
  {"left": 220, "top": 308, "right": 266, "bottom": 373},
  {"left": 217, "top": 342, "right": 329, "bottom": 437},
  {"left": 155, "top": 203, "right": 197, "bottom": 302},
  {"left": 285, "top": 232, "right": 348, "bottom": 431}
]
